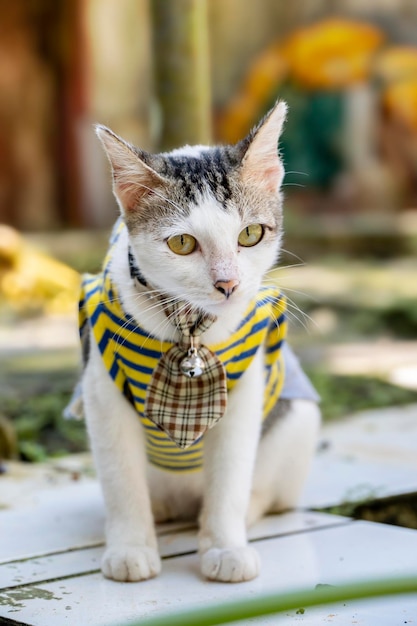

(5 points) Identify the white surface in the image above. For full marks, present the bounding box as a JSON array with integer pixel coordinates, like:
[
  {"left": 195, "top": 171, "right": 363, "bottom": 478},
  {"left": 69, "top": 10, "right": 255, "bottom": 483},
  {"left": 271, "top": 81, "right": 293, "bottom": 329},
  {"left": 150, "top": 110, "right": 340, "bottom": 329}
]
[
  {"left": 269, "top": 595, "right": 417, "bottom": 625},
  {"left": 2, "top": 405, "right": 417, "bottom": 624},
  {"left": 1, "top": 481, "right": 105, "bottom": 563},
  {"left": 302, "top": 455, "right": 417, "bottom": 509},
  {"left": 2, "top": 511, "right": 348, "bottom": 589},
  {"left": 301, "top": 404, "right": 417, "bottom": 508},
  {"left": 2, "top": 521, "right": 417, "bottom": 625},
  {"left": 389, "top": 363, "right": 417, "bottom": 390}
]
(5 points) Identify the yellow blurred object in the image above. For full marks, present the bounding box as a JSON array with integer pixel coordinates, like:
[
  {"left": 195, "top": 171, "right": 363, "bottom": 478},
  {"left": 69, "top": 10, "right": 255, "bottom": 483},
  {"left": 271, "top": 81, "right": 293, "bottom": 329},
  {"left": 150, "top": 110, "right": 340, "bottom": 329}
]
[
  {"left": 216, "top": 18, "right": 385, "bottom": 143},
  {"left": 217, "top": 94, "right": 259, "bottom": 144},
  {"left": 216, "top": 43, "right": 288, "bottom": 143},
  {"left": 243, "top": 43, "right": 288, "bottom": 104},
  {"left": 377, "top": 46, "right": 417, "bottom": 132},
  {"left": 283, "top": 18, "right": 384, "bottom": 89},
  {"left": 0, "top": 225, "right": 80, "bottom": 315},
  {"left": 383, "top": 79, "right": 417, "bottom": 131},
  {"left": 0, "top": 225, "right": 21, "bottom": 267},
  {"left": 376, "top": 46, "right": 417, "bottom": 83}
]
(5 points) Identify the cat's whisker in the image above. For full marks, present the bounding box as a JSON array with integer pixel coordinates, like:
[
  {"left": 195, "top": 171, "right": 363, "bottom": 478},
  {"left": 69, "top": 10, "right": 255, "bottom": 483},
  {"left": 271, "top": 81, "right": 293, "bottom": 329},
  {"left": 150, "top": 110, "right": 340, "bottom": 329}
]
[
  {"left": 277, "top": 285, "right": 320, "bottom": 304},
  {"left": 110, "top": 310, "right": 144, "bottom": 347},
  {"left": 134, "top": 293, "right": 202, "bottom": 352},
  {"left": 101, "top": 285, "right": 171, "bottom": 305},
  {"left": 106, "top": 290, "right": 179, "bottom": 350},
  {"left": 263, "top": 262, "right": 305, "bottom": 275},
  {"left": 101, "top": 294, "right": 169, "bottom": 348},
  {"left": 284, "top": 309, "right": 310, "bottom": 333},
  {"left": 259, "top": 291, "right": 315, "bottom": 335},
  {"left": 283, "top": 303, "right": 309, "bottom": 329},
  {"left": 279, "top": 248, "right": 307, "bottom": 264},
  {"left": 283, "top": 296, "right": 321, "bottom": 333},
  {"left": 112, "top": 294, "right": 184, "bottom": 353},
  {"left": 141, "top": 297, "right": 202, "bottom": 353}
]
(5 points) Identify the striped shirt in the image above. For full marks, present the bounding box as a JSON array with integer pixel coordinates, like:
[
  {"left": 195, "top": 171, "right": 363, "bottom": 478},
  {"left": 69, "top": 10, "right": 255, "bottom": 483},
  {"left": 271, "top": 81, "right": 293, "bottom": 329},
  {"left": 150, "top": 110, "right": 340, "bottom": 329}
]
[{"left": 79, "top": 232, "right": 287, "bottom": 473}]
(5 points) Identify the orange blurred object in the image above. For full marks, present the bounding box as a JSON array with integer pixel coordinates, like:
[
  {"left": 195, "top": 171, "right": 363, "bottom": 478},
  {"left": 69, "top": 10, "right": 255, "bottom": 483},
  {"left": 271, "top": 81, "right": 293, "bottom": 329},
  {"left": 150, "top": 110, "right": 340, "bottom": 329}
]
[
  {"left": 383, "top": 79, "right": 417, "bottom": 131},
  {"left": 216, "top": 43, "right": 288, "bottom": 144},
  {"left": 283, "top": 18, "right": 384, "bottom": 89},
  {"left": 377, "top": 46, "right": 417, "bottom": 131},
  {"left": 376, "top": 46, "right": 417, "bottom": 82}
]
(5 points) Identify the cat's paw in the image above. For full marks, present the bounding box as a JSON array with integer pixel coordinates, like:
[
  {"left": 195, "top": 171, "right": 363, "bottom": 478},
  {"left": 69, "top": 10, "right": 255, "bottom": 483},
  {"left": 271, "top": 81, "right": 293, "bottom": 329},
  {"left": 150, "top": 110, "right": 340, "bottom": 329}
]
[
  {"left": 102, "top": 545, "right": 161, "bottom": 582},
  {"left": 200, "top": 546, "right": 260, "bottom": 582}
]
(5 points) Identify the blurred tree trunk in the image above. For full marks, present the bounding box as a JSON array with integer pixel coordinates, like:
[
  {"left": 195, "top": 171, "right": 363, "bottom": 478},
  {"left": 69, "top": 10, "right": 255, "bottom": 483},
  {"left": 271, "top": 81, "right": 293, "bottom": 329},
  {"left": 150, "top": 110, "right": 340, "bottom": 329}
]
[{"left": 151, "top": 0, "right": 212, "bottom": 150}]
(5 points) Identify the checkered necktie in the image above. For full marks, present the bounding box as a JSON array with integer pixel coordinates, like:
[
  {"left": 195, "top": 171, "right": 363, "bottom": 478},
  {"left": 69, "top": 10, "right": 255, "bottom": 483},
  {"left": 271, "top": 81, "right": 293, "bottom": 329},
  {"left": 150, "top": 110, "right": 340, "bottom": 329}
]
[{"left": 144, "top": 301, "right": 228, "bottom": 449}]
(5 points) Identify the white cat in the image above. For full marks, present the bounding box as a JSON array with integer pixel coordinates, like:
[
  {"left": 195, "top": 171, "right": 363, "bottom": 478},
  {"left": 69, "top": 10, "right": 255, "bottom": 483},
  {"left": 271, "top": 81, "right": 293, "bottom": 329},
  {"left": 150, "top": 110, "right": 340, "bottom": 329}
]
[{"left": 74, "top": 100, "right": 320, "bottom": 583}]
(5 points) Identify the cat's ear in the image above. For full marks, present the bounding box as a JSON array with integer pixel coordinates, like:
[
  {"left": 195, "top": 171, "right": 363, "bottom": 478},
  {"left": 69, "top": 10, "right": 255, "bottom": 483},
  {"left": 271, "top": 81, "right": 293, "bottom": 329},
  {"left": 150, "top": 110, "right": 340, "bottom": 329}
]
[
  {"left": 95, "top": 125, "right": 168, "bottom": 213},
  {"left": 239, "top": 100, "right": 287, "bottom": 193}
]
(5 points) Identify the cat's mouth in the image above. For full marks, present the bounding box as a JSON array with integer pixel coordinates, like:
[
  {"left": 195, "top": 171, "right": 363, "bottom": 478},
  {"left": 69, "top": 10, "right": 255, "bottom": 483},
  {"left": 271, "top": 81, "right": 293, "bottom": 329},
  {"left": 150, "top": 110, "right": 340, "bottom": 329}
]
[{"left": 191, "top": 287, "right": 252, "bottom": 318}]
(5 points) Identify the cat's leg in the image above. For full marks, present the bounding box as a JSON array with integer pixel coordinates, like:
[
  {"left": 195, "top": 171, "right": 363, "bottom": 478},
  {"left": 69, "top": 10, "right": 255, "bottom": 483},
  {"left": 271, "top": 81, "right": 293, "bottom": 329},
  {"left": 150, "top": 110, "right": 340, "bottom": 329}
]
[
  {"left": 83, "top": 338, "right": 160, "bottom": 582},
  {"left": 247, "top": 399, "right": 321, "bottom": 526},
  {"left": 198, "top": 350, "right": 264, "bottom": 582}
]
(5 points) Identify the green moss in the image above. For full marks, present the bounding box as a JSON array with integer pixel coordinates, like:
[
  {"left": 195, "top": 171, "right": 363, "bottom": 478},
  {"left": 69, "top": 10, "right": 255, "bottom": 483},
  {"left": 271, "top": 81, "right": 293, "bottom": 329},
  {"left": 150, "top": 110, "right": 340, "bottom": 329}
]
[
  {"left": 354, "top": 493, "right": 417, "bottom": 530},
  {"left": 1, "top": 360, "right": 87, "bottom": 462},
  {"left": 9, "top": 391, "right": 88, "bottom": 462},
  {"left": 0, "top": 586, "right": 61, "bottom": 609}
]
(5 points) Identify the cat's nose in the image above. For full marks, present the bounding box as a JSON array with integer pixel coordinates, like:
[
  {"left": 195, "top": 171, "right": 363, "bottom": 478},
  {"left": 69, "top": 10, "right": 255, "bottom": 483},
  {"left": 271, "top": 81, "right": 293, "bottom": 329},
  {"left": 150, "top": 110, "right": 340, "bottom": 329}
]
[{"left": 214, "top": 279, "right": 240, "bottom": 299}]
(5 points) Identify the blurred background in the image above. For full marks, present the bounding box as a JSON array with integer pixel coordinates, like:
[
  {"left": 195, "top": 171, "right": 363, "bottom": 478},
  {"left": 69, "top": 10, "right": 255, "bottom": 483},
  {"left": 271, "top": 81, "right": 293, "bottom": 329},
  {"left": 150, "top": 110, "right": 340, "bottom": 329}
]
[
  {"left": 1, "top": 0, "right": 417, "bottom": 229},
  {"left": 0, "top": 0, "right": 416, "bottom": 471}
]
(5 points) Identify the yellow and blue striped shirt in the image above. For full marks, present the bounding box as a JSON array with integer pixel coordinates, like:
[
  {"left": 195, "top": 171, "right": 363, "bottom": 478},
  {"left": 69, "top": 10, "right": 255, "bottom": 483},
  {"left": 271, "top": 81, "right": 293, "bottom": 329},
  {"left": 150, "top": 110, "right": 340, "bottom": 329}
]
[{"left": 79, "top": 234, "right": 287, "bottom": 472}]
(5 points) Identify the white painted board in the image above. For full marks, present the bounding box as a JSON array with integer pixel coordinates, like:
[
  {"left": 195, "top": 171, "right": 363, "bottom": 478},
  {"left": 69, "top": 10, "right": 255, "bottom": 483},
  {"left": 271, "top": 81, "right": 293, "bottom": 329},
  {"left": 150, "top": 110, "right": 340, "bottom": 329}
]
[
  {"left": 2, "top": 521, "right": 417, "bottom": 625},
  {"left": 1, "top": 512, "right": 349, "bottom": 589}
]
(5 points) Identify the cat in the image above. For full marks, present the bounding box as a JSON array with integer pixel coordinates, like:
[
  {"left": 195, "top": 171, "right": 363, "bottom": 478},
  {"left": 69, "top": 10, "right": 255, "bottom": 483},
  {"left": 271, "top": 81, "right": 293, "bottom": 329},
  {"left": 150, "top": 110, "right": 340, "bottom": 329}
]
[{"left": 74, "top": 99, "right": 320, "bottom": 583}]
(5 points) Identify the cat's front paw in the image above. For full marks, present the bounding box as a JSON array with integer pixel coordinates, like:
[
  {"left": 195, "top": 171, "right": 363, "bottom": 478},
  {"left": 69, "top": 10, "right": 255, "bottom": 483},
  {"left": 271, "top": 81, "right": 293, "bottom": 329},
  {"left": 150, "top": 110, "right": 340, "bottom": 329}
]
[
  {"left": 201, "top": 546, "right": 260, "bottom": 582},
  {"left": 102, "top": 545, "right": 161, "bottom": 582}
]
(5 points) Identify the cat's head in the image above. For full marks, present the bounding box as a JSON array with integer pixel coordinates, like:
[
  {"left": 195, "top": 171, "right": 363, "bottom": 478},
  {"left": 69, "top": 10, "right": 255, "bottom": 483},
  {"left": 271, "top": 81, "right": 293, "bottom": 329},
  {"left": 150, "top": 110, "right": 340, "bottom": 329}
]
[{"left": 96, "top": 100, "right": 287, "bottom": 316}]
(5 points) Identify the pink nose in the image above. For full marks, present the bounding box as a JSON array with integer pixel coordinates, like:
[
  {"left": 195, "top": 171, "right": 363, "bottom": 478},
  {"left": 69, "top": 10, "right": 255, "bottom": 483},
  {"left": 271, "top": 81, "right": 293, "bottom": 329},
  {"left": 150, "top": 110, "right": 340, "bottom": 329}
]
[{"left": 214, "top": 279, "right": 240, "bottom": 299}]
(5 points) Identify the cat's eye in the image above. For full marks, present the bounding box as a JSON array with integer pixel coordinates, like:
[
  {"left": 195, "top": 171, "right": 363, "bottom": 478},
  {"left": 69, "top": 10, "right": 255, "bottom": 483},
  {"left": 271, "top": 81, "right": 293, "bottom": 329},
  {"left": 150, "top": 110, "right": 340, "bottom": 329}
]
[
  {"left": 167, "top": 234, "right": 197, "bottom": 255},
  {"left": 238, "top": 224, "right": 264, "bottom": 247}
]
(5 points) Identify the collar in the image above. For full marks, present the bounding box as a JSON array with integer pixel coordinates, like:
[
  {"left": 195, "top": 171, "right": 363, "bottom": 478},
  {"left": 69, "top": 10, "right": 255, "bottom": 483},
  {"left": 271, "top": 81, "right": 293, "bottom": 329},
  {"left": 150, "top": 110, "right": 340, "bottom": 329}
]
[{"left": 128, "top": 247, "right": 148, "bottom": 287}]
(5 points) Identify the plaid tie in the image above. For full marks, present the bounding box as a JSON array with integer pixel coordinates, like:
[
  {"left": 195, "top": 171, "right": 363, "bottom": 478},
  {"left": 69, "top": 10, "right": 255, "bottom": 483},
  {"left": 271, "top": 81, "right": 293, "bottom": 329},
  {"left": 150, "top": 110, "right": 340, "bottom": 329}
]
[{"left": 144, "top": 300, "right": 228, "bottom": 449}]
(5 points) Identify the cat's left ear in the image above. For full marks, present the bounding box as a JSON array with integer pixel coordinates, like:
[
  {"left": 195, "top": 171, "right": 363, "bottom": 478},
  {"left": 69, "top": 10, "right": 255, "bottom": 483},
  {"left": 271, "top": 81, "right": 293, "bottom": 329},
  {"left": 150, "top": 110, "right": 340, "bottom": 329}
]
[
  {"left": 239, "top": 100, "right": 287, "bottom": 193},
  {"left": 95, "top": 125, "right": 169, "bottom": 214}
]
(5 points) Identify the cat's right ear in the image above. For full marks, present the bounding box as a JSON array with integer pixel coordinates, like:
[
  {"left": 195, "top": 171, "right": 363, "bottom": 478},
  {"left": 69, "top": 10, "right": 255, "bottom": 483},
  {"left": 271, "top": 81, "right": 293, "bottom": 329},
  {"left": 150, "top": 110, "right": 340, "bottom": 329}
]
[
  {"left": 95, "top": 125, "right": 167, "bottom": 214},
  {"left": 238, "top": 100, "right": 287, "bottom": 194}
]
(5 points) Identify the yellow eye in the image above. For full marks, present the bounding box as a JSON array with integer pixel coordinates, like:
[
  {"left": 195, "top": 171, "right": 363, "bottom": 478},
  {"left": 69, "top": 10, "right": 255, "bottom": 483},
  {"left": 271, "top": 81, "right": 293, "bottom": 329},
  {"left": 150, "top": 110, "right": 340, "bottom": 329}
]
[
  {"left": 167, "top": 234, "right": 197, "bottom": 255},
  {"left": 238, "top": 224, "right": 264, "bottom": 247}
]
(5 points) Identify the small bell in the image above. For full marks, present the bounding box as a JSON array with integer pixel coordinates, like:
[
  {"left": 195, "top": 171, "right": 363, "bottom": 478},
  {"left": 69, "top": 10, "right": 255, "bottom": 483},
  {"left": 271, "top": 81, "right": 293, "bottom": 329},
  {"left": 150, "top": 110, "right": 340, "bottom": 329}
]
[{"left": 180, "top": 346, "right": 205, "bottom": 378}]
